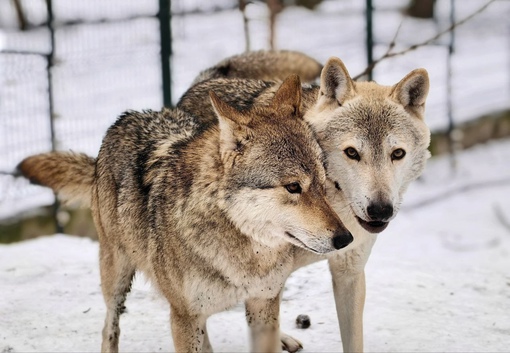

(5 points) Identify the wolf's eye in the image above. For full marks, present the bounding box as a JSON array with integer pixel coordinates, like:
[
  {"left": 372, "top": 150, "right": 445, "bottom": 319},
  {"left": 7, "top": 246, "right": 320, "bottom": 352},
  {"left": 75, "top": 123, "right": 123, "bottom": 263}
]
[
  {"left": 285, "top": 182, "right": 302, "bottom": 194},
  {"left": 391, "top": 148, "right": 406, "bottom": 161},
  {"left": 344, "top": 147, "right": 360, "bottom": 161}
]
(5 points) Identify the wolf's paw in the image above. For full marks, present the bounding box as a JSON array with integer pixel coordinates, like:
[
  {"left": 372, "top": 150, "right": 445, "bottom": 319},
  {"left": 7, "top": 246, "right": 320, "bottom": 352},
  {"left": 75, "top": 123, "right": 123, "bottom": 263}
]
[{"left": 281, "top": 332, "right": 303, "bottom": 353}]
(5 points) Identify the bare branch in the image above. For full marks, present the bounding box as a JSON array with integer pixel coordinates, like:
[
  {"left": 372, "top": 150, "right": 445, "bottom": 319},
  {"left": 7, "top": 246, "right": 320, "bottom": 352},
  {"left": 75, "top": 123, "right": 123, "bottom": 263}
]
[
  {"left": 386, "top": 21, "right": 404, "bottom": 54},
  {"left": 402, "top": 177, "right": 510, "bottom": 212},
  {"left": 239, "top": 0, "right": 251, "bottom": 52},
  {"left": 441, "top": 235, "right": 500, "bottom": 252},
  {"left": 12, "top": 0, "right": 27, "bottom": 30},
  {"left": 494, "top": 203, "right": 510, "bottom": 234},
  {"left": 353, "top": 0, "right": 497, "bottom": 81},
  {"left": 0, "top": 171, "right": 17, "bottom": 176}
]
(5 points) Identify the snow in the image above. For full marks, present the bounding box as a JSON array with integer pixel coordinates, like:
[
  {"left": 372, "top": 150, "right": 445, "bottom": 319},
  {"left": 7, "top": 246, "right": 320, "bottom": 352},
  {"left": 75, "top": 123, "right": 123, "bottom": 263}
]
[{"left": 1, "top": 137, "right": 510, "bottom": 352}]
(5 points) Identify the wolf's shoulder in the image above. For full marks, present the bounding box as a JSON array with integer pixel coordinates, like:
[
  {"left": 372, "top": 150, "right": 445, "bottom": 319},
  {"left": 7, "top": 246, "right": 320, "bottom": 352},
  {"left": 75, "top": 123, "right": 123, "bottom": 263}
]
[
  {"left": 105, "top": 108, "right": 200, "bottom": 147},
  {"left": 178, "top": 78, "right": 277, "bottom": 118}
]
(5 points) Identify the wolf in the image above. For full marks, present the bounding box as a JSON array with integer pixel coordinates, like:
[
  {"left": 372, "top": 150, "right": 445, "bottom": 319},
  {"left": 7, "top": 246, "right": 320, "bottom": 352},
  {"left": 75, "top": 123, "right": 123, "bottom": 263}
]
[
  {"left": 19, "top": 75, "right": 354, "bottom": 352},
  {"left": 192, "top": 49, "right": 322, "bottom": 86},
  {"left": 178, "top": 52, "right": 431, "bottom": 352}
]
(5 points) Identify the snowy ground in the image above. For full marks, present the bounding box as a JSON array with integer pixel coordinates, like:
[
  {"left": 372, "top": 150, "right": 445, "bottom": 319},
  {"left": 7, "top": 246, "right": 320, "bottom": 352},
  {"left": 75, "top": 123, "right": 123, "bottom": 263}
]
[{"left": 1, "top": 137, "right": 510, "bottom": 352}]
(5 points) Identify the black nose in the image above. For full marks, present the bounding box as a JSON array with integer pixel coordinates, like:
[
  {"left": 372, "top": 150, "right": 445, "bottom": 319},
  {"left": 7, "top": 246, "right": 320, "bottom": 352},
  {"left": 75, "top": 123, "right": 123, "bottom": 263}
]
[
  {"left": 367, "top": 202, "right": 393, "bottom": 222},
  {"left": 332, "top": 229, "right": 354, "bottom": 250}
]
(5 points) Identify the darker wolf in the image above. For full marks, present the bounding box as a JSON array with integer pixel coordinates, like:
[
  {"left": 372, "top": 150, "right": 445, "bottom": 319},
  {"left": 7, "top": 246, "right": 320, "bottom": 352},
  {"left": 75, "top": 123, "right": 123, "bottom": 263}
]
[
  {"left": 192, "top": 49, "right": 322, "bottom": 85},
  {"left": 19, "top": 75, "right": 353, "bottom": 352},
  {"left": 178, "top": 51, "right": 431, "bottom": 352}
]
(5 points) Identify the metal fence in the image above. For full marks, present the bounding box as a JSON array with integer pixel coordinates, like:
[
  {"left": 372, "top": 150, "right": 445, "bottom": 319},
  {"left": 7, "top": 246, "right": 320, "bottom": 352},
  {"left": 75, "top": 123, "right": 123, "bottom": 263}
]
[
  {"left": 0, "top": 0, "right": 509, "bottom": 233},
  {"left": 0, "top": 0, "right": 170, "bottom": 221}
]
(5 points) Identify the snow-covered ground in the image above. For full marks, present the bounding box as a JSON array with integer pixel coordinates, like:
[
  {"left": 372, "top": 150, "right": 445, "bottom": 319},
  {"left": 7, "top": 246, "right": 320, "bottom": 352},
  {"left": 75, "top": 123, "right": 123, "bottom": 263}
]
[{"left": 1, "top": 137, "right": 509, "bottom": 352}]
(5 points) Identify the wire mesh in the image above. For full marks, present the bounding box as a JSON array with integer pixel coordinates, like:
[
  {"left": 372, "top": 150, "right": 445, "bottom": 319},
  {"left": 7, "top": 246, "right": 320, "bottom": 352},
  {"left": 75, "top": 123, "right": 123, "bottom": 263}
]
[
  {"left": 0, "top": 0, "right": 509, "bottom": 222},
  {"left": 0, "top": 0, "right": 162, "bottom": 219}
]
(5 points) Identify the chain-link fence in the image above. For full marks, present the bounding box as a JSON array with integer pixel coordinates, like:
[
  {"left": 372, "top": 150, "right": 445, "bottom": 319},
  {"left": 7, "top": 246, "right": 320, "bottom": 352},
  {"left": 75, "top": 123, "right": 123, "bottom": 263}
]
[
  {"left": 1, "top": 0, "right": 168, "bottom": 220},
  {"left": 1, "top": 0, "right": 509, "bottom": 239}
]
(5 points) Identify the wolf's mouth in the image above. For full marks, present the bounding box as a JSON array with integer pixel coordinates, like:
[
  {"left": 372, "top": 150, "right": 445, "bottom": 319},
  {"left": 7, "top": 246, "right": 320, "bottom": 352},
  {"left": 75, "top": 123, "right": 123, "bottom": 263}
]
[
  {"left": 284, "top": 232, "right": 321, "bottom": 254},
  {"left": 356, "top": 217, "right": 389, "bottom": 234}
]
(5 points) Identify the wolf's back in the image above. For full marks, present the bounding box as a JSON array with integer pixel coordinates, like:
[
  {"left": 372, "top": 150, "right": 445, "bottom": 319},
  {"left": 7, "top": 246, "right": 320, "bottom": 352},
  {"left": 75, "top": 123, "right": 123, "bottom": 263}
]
[
  {"left": 19, "top": 152, "right": 95, "bottom": 207},
  {"left": 192, "top": 50, "right": 322, "bottom": 85}
]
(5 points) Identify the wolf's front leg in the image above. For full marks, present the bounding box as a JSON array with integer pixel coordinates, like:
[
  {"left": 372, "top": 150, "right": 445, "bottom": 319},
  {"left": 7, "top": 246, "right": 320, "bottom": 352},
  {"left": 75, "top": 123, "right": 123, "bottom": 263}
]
[
  {"left": 276, "top": 270, "right": 365, "bottom": 353},
  {"left": 170, "top": 306, "right": 207, "bottom": 353},
  {"left": 246, "top": 296, "right": 281, "bottom": 353},
  {"left": 329, "top": 260, "right": 367, "bottom": 352}
]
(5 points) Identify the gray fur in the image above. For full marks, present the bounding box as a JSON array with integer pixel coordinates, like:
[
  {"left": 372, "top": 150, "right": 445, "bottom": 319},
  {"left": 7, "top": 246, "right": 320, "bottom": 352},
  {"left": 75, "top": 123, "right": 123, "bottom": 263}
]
[{"left": 192, "top": 50, "right": 322, "bottom": 85}]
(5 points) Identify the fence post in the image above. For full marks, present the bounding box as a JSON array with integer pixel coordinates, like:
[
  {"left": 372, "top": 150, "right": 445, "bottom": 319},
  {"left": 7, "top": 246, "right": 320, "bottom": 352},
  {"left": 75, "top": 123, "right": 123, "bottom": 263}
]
[
  {"left": 365, "top": 0, "right": 374, "bottom": 81},
  {"left": 46, "top": 0, "right": 63, "bottom": 233},
  {"left": 159, "top": 0, "right": 172, "bottom": 107},
  {"left": 447, "top": 0, "right": 457, "bottom": 170}
]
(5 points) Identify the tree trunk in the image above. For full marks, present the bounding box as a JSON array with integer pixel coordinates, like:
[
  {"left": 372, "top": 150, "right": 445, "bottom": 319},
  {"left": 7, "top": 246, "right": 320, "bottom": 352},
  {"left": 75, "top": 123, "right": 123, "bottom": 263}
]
[{"left": 407, "top": 0, "right": 436, "bottom": 19}]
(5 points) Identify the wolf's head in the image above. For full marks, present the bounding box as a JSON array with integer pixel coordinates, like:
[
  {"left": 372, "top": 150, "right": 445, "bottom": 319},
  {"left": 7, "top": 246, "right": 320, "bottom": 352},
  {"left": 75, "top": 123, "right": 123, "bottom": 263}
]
[
  {"left": 209, "top": 74, "right": 352, "bottom": 254},
  {"left": 305, "top": 58, "right": 431, "bottom": 234}
]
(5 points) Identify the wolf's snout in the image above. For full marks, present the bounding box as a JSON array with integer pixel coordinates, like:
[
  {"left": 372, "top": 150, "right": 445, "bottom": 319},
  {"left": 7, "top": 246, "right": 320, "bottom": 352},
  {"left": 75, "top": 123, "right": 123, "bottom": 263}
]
[
  {"left": 332, "top": 229, "right": 354, "bottom": 250},
  {"left": 367, "top": 202, "right": 393, "bottom": 222}
]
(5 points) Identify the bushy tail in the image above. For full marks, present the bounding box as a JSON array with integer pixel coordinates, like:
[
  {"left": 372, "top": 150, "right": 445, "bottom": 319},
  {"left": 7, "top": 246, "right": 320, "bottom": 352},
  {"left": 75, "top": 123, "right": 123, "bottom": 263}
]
[
  {"left": 18, "top": 152, "right": 96, "bottom": 207},
  {"left": 192, "top": 50, "right": 323, "bottom": 85}
]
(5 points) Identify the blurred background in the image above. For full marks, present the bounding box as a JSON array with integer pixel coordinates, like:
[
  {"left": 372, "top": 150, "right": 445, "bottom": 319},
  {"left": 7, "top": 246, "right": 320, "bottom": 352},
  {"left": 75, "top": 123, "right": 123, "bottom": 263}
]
[{"left": 0, "top": 0, "right": 509, "bottom": 242}]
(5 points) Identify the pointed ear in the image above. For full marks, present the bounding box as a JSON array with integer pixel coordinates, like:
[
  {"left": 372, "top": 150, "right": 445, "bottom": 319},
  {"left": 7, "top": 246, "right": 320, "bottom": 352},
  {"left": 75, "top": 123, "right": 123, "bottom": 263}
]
[
  {"left": 209, "top": 91, "right": 251, "bottom": 158},
  {"left": 270, "top": 74, "right": 302, "bottom": 117},
  {"left": 390, "top": 68, "right": 429, "bottom": 115},
  {"left": 319, "top": 57, "right": 355, "bottom": 105}
]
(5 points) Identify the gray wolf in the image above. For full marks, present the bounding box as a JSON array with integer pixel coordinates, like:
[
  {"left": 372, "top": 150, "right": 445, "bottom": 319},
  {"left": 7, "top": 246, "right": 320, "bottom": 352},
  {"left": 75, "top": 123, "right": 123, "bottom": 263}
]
[
  {"left": 178, "top": 52, "right": 431, "bottom": 352},
  {"left": 19, "top": 75, "right": 354, "bottom": 352},
  {"left": 192, "top": 49, "right": 322, "bottom": 86}
]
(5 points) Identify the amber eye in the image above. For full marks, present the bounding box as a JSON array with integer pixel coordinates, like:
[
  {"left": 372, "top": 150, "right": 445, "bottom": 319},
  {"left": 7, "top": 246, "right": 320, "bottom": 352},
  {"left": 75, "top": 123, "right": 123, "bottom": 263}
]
[
  {"left": 344, "top": 147, "right": 360, "bottom": 161},
  {"left": 391, "top": 148, "right": 406, "bottom": 161},
  {"left": 285, "top": 182, "right": 302, "bottom": 194}
]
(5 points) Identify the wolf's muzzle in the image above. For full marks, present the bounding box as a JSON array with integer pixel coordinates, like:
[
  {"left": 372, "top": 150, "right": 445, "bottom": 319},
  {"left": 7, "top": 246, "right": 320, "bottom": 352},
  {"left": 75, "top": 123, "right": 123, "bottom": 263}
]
[
  {"left": 332, "top": 229, "right": 353, "bottom": 250},
  {"left": 367, "top": 202, "right": 393, "bottom": 222}
]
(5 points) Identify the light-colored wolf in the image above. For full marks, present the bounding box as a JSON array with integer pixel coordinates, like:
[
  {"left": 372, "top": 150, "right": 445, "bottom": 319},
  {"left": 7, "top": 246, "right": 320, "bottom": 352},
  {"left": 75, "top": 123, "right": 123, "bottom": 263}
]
[
  {"left": 19, "top": 75, "right": 354, "bottom": 352},
  {"left": 178, "top": 51, "right": 431, "bottom": 352}
]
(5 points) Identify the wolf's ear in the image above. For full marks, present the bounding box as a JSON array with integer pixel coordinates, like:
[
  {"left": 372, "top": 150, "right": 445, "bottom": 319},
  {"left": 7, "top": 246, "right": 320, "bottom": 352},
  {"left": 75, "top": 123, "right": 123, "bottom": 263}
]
[
  {"left": 270, "top": 74, "right": 302, "bottom": 117},
  {"left": 390, "top": 68, "right": 429, "bottom": 116},
  {"left": 319, "top": 57, "right": 355, "bottom": 105},
  {"left": 210, "top": 91, "right": 252, "bottom": 159}
]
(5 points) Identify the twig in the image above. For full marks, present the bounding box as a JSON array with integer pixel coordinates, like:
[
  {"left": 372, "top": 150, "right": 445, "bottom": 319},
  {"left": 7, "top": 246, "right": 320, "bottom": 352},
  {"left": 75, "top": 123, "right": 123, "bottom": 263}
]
[
  {"left": 402, "top": 176, "right": 510, "bottom": 211},
  {"left": 494, "top": 203, "right": 510, "bottom": 234},
  {"left": 0, "top": 171, "right": 17, "bottom": 176},
  {"left": 442, "top": 235, "right": 500, "bottom": 252},
  {"left": 353, "top": 0, "right": 496, "bottom": 81},
  {"left": 239, "top": 0, "right": 251, "bottom": 52},
  {"left": 12, "top": 0, "right": 27, "bottom": 30},
  {"left": 385, "top": 21, "right": 404, "bottom": 56}
]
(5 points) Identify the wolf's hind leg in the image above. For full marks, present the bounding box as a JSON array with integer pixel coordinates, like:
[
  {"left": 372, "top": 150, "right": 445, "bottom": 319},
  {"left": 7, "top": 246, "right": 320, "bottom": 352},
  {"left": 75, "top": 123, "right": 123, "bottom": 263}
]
[
  {"left": 281, "top": 332, "right": 303, "bottom": 353},
  {"left": 246, "top": 296, "right": 281, "bottom": 353},
  {"left": 99, "top": 243, "right": 136, "bottom": 353},
  {"left": 169, "top": 306, "right": 207, "bottom": 353}
]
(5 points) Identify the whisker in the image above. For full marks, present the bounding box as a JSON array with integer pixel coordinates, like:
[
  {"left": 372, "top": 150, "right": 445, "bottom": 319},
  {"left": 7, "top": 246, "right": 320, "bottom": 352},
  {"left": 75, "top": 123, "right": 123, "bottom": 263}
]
[{"left": 335, "top": 201, "right": 355, "bottom": 213}]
